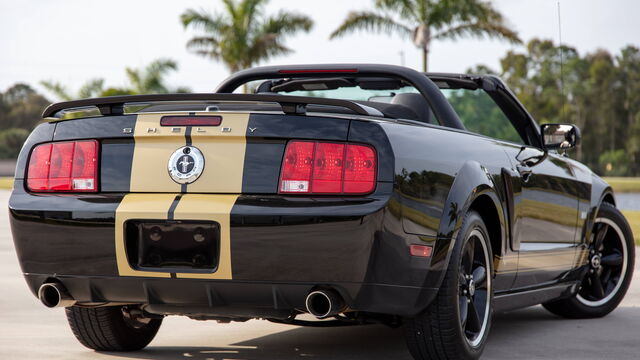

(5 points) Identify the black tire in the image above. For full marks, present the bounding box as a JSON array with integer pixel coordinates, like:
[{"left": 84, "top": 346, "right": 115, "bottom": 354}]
[
  {"left": 404, "top": 210, "right": 493, "bottom": 360},
  {"left": 66, "top": 305, "right": 162, "bottom": 351},
  {"left": 543, "top": 202, "right": 635, "bottom": 319}
]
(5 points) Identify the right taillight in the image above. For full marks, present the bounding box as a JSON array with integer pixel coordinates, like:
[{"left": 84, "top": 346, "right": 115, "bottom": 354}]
[
  {"left": 27, "top": 140, "right": 99, "bottom": 192},
  {"left": 279, "top": 140, "right": 376, "bottom": 195}
]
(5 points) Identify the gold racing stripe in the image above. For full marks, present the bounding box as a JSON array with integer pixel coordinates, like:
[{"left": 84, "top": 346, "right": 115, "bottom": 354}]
[
  {"left": 129, "top": 113, "right": 184, "bottom": 193},
  {"left": 115, "top": 194, "right": 176, "bottom": 278},
  {"left": 187, "top": 113, "right": 250, "bottom": 193},
  {"left": 129, "top": 112, "right": 250, "bottom": 193},
  {"left": 114, "top": 193, "right": 237, "bottom": 279},
  {"left": 114, "top": 112, "right": 250, "bottom": 278},
  {"left": 173, "top": 194, "right": 236, "bottom": 279}
]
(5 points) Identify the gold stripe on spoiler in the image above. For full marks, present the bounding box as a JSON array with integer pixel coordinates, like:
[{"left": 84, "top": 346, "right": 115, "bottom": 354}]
[
  {"left": 188, "top": 113, "right": 250, "bottom": 193},
  {"left": 129, "top": 113, "right": 183, "bottom": 193},
  {"left": 115, "top": 112, "right": 250, "bottom": 279},
  {"left": 129, "top": 112, "right": 250, "bottom": 193}
]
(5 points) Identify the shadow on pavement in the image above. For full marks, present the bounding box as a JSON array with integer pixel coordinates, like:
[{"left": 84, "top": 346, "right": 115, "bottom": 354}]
[
  {"left": 101, "top": 305, "right": 640, "bottom": 360},
  {"left": 104, "top": 323, "right": 409, "bottom": 360}
]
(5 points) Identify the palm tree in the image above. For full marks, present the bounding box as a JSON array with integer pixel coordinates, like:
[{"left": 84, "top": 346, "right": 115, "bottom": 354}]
[
  {"left": 124, "top": 58, "right": 190, "bottom": 93},
  {"left": 181, "top": 0, "right": 313, "bottom": 85},
  {"left": 40, "top": 58, "right": 189, "bottom": 101},
  {"left": 40, "top": 79, "right": 105, "bottom": 101},
  {"left": 330, "top": 0, "right": 522, "bottom": 72}
]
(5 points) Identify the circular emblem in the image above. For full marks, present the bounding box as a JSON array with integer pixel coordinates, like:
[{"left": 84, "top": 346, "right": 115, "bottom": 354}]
[{"left": 168, "top": 146, "right": 205, "bottom": 184}]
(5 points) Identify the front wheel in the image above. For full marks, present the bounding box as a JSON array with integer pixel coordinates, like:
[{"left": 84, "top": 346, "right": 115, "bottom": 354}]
[
  {"left": 404, "top": 210, "right": 493, "bottom": 360},
  {"left": 543, "top": 202, "right": 635, "bottom": 318}
]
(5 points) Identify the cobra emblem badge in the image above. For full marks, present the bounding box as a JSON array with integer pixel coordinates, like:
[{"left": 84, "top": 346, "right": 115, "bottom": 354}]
[{"left": 168, "top": 146, "right": 205, "bottom": 184}]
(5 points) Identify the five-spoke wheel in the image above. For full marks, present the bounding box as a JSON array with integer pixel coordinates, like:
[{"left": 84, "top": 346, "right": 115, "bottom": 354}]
[
  {"left": 459, "top": 229, "right": 491, "bottom": 347},
  {"left": 404, "top": 210, "right": 493, "bottom": 359},
  {"left": 544, "top": 202, "right": 635, "bottom": 319},
  {"left": 577, "top": 217, "right": 629, "bottom": 306}
]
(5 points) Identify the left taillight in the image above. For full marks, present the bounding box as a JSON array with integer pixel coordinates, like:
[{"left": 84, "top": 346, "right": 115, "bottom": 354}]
[{"left": 27, "top": 140, "right": 99, "bottom": 192}]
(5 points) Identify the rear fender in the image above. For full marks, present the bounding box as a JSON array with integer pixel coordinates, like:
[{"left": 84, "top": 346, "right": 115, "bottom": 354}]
[{"left": 421, "top": 161, "right": 506, "bottom": 292}]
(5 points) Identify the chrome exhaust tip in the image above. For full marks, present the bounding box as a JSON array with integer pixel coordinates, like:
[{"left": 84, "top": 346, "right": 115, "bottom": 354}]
[
  {"left": 38, "top": 283, "right": 76, "bottom": 308},
  {"left": 305, "top": 289, "right": 345, "bottom": 319}
]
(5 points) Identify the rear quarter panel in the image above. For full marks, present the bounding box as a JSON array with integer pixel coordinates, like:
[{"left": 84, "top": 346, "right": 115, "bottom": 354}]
[{"left": 381, "top": 122, "right": 515, "bottom": 291}]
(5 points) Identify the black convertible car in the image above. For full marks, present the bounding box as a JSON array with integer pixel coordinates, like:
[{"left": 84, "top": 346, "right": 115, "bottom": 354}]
[{"left": 10, "top": 64, "right": 634, "bottom": 359}]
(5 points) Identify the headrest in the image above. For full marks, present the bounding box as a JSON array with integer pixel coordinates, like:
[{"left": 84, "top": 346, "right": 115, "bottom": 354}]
[{"left": 391, "top": 93, "right": 433, "bottom": 123}]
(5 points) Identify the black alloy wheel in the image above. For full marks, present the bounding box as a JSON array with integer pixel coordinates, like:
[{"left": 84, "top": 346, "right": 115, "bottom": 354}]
[
  {"left": 404, "top": 210, "right": 493, "bottom": 360},
  {"left": 459, "top": 228, "right": 491, "bottom": 347},
  {"left": 577, "top": 217, "right": 629, "bottom": 306},
  {"left": 543, "top": 202, "right": 635, "bottom": 319}
]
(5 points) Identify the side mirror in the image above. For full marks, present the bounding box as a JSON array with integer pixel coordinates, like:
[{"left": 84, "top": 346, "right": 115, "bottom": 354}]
[{"left": 541, "top": 123, "right": 581, "bottom": 150}]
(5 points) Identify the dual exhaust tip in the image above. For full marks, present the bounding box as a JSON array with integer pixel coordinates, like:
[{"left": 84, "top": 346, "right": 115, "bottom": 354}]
[
  {"left": 38, "top": 282, "right": 345, "bottom": 316},
  {"left": 38, "top": 282, "right": 76, "bottom": 308},
  {"left": 305, "top": 289, "right": 346, "bottom": 319}
]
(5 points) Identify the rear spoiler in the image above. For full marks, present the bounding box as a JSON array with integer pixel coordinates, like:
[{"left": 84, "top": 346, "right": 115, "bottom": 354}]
[{"left": 42, "top": 93, "right": 379, "bottom": 118}]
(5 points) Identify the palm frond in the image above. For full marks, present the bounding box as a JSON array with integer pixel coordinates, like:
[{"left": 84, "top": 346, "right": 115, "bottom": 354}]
[
  {"left": 183, "top": 0, "right": 312, "bottom": 72},
  {"left": 137, "top": 59, "right": 178, "bottom": 94},
  {"left": 186, "top": 37, "right": 222, "bottom": 60},
  {"left": 246, "top": 10, "right": 312, "bottom": 65},
  {"left": 429, "top": 0, "right": 518, "bottom": 33},
  {"left": 180, "top": 9, "right": 228, "bottom": 34},
  {"left": 374, "top": 0, "right": 418, "bottom": 21},
  {"left": 262, "top": 10, "right": 313, "bottom": 36},
  {"left": 239, "top": 0, "right": 265, "bottom": 28},
  {"left": 433, "top": 21, "right": 522, "bottom": 44},
  {"left": 247, "top": 34, "right": 292, "bottom": 65},
  {"left": 39, "top": 80, "right": 72, "bottom": 101},
  {"left": 221, "top": 0, "right": 238, "bottom": 20},
  {"left": 330, "top": 11, "right": 413, "bottom": 39},
  {"left": 124, "top": 67, "right": 142, "bottom": 93},
  {"left": 77, "top": 79, "right": 105, "bottom": 99},
  {"left": 145, "top": 59, "right": 178, "bottom": 76}
]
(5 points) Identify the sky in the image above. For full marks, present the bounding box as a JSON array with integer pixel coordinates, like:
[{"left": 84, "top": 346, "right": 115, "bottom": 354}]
[{"left": 0, "top": 0, "right": 638, "bottom": 100}]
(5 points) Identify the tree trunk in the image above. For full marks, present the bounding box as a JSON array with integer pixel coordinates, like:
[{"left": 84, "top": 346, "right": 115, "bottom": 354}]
[
  {"left": 414, "top": 24, "right": 430, "bottom": 72},
  {"left": 422, "top": 48, "right": 428, "bottom": 72}
]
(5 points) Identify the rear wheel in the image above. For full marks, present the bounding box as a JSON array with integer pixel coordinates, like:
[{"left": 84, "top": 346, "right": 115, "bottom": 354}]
[
  {"left": 543, "top": 202, "right": 635, "bottom": 318},
  {"left": 404, "top": 210, "right": 493, "bottom": 360},
  {"left": 66, "top": 305, "right": 162, "bottom": 351}
]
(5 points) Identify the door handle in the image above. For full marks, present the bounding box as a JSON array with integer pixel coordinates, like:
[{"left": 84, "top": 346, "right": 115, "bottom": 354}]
[{"left": 516, "top": 165, "right": 532, "bottom": 182}]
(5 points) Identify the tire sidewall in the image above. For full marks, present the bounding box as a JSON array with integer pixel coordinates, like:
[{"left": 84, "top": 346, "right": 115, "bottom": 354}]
[
  {"left": 570, "top": 203, "right": 635, "bottom": 316},
  {"left": 451, "top": 211, "right": 494, "bottom": 357}
]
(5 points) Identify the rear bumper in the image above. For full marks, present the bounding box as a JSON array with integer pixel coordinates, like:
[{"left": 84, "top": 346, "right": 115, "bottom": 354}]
[
  {"left": 10, "top": 181, "right": 440, "bottom": 317},
  {"left": 23, "top": 274, "right": 437, "bottom": 317}
]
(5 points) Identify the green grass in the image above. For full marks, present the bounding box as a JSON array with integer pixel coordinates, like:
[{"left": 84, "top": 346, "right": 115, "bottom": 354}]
[
  {"left": 0, "top": 177, "right": 12, "bottom": 190},
  {"left": 603, "top": 177, "right": 640, "bottom": 193},
  {"left": 622, "top": 211, "right": 640, "bottom": 246}
]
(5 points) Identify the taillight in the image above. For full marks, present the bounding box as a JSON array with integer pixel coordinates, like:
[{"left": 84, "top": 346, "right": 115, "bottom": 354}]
[
  {"left": 279, "top": 140, "right": 376, "bottom": 194},
  {"left": 27, "top": 140, "right": 99, "bottom": 192}
]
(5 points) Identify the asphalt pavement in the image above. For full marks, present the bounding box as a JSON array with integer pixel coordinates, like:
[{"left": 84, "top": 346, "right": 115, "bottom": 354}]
[{"left": 1, "top": 190, "right": 638, "bottom": 360}]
